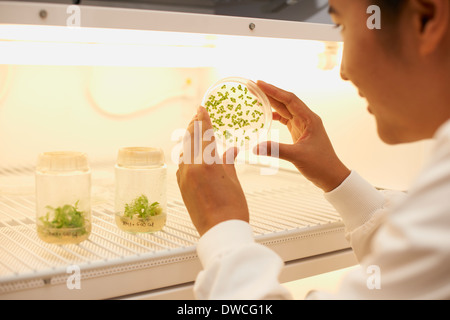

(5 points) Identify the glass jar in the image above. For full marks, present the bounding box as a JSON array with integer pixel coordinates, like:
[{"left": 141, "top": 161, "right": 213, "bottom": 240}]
[
  {"left": 35, "top": 151, "right": 91, "bottom": 244},
  {"left": 114, "top": 147, "right": 167, "bottom": 233}
]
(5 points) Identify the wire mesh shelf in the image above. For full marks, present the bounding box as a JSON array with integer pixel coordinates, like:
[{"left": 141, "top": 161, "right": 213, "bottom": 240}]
[{"left": 0, "top": 164, "right": 346, "bottom": 298}]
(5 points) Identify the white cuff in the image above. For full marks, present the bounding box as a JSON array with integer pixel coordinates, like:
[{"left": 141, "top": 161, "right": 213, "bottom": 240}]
[
  {"left": 196, "top": 220, "right": 254, "bottom": 269},
  {"left": 324, "top": 171, "right": 385, "bottom": 232}
]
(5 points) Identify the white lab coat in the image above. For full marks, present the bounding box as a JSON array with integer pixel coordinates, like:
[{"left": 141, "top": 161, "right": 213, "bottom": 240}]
[{"left": 194, "top": 119, "right": 450, "bottom": 300}]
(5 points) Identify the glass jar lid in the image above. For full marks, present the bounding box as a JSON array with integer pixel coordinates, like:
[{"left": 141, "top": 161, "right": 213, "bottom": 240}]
[
  {"left": 36, "top": 151, "right": 89, "bottom": 173},
  {"left": 117, "top": 147, "right": 165, "bottom": 168}
]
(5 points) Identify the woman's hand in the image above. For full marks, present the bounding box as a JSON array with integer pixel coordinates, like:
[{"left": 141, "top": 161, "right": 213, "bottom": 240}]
[
  {"left": 255, "top": 81, "right": 351, "bottom": 192},
  {"left": 176, "top": 107, "right": 249, "bottom": 236}
]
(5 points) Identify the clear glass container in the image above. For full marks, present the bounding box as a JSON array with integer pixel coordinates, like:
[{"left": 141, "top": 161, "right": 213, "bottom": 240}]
[
  {"left": 35, "top": 151, "right": 91, "bottom": 245},
  {"left": 114, "top": 147, "right": 167, "bottom": 233}
]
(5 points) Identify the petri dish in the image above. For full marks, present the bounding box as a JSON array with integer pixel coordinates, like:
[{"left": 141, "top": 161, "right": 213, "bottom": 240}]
[{"left": 201, "top": 77, "right": 272, "bottom": 151}]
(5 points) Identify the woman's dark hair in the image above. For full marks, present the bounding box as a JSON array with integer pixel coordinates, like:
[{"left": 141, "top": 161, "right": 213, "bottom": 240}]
[
  {"left": 370, "top": 0, "right": 407, "bottom": 51},
  {"left": 372, "top": 0, "right": 407, "bottom": 26},
  {"left": 374, "top": 0, "right": 406, "bottom": 13}
]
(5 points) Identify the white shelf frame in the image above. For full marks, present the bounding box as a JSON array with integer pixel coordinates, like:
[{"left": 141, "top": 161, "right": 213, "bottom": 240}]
[{"left": 0, "top": 1, "right": 341, "bottom": 41}]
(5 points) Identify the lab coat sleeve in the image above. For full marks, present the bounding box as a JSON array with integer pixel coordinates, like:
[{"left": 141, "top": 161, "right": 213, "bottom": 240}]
[
  {"left": 194, "top": 119, "right": 450, "bottom": 300},
  {"left": 193, "top": 171, "right": 393, "bottom": 300},
  {"left": 324, "top": 171, "right": 404, "bottom": 262},
  {"left": 195, "top": 220, "right": 293, "bottom": 300},
  {"left": 309, "top": 122, "right": 450, "bottom": 299}
]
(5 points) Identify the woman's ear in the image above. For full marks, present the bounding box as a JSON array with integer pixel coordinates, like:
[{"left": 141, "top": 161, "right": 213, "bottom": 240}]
[{"left": 411, "top": 0, "right": 450, "bottom": 56}]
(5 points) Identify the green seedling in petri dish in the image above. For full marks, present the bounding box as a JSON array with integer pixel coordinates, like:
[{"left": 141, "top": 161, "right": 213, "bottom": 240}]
[
  {"left": 204, "top": 83, "right": 265, "bottom": 146},
  {"left": 124, "top": 195, "right": 162, "bottom": 219},
  {"left": 40, "top": 200, "right": 88, "bottom": 234}
]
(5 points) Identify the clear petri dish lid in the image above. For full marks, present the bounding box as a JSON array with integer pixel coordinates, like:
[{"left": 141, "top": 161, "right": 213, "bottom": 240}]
[{"left": 201, "top": 77, "right": 272, "bottom": 151}]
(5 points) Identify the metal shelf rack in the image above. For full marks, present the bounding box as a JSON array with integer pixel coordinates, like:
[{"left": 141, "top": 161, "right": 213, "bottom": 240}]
[{"left": 0, "top": 165, "right": 356, "bottom": 299}]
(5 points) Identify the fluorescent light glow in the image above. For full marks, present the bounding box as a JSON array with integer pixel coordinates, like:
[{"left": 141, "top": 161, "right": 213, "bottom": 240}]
[
  {"left": 0, "top": 24, "right": 342, "bottom": 68},
  {"left": 0, "top": 24, "right": 218, "bottom": 66},
  {"left": 0, "top": 24, "right": 217, "bottom": 46}
]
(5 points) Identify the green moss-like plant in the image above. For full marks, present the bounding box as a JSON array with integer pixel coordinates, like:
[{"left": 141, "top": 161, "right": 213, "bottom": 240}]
[
  {"left": 40, "top": 200, "right": 87, "bottom": 234},
  {"left": 124, "top": 195, "right": 162, "bottom": 219}
]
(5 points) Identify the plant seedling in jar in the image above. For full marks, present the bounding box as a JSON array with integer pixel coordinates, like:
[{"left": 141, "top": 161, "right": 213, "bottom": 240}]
[
  {"left": 37, "top": 200, "right": 91, "bottom": 244},
  {"left": 116, "top": 195, "right": 166, "bottom": 233}
]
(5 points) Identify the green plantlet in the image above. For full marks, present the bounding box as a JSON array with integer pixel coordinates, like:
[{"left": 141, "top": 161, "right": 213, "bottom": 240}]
[
  {"left": 40, "top": 200, "right": 87, "bottom": 234},
  {"left": 124, "top": 195, "right": 162, "bottom": 219}
]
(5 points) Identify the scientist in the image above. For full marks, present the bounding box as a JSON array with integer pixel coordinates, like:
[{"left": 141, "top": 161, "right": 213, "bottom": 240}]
[{"left": 176, "top": 0, "right": 450, "bottom": 299}]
